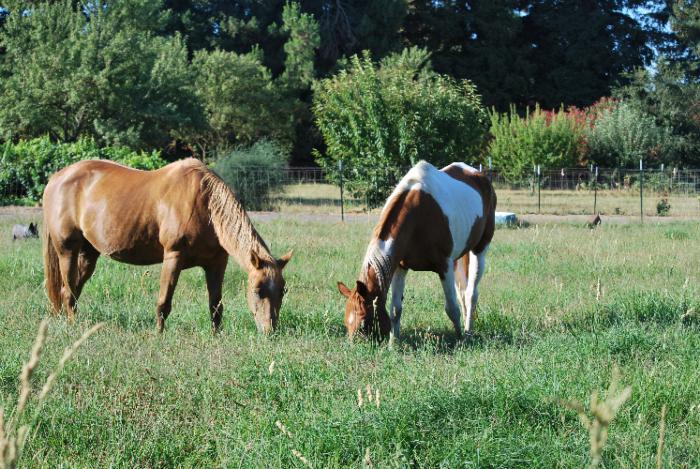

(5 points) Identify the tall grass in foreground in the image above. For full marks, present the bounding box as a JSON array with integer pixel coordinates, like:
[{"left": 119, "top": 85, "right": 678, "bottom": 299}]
[
  {"left": 0, "top": 321, "right": 103, "bottom": 469},
  {"left": 0, "top": 219, "right": 699, "bottom": 466}
]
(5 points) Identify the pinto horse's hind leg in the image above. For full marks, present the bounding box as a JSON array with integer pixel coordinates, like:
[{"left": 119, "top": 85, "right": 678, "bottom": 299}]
[
  {"left": 454, "top": 255, "right": 469, "bottom": 331},
  {"left": 440, "top": 262, "right": 463, "bottom": 340},
  {"left": 464, "top": 246, "right": 488, "bottom": 336},
  {"left": 156, "top": 253, "right": 183, "bottom": 333},
  {"left": 204, "top": 258, "right": 228, "bottom": 333}
]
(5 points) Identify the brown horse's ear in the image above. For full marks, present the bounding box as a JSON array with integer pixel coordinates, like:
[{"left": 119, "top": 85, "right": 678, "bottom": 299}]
[
  {"left": 337, "top": 281, "right": 352, "bottom": 298},
  {"left": 355, "top": 280, "right": 369, "bottom": 298},
  {"left": 250, "top": 251, "right": 263, "bottom": 269},
  {"left": 277, "top": 250, "right": 293, "bottom": 269}
]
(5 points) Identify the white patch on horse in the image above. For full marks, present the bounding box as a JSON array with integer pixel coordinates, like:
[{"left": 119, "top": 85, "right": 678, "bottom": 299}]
[{"left": 391, "top": 161, "right": 483, "bottom": 260}]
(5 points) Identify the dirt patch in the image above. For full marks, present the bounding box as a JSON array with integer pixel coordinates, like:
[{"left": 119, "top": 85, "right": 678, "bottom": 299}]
[{"left": 3, "top": 205, "right": 698, "bottom": 226}]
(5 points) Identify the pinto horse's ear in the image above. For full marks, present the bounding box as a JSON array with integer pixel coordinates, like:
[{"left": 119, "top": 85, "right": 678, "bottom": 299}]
[
  {"left": 277, "top": 250, "right": 293, "bottom": 269},
  {"left": 355, "top": 280, "right": 369, "bottom": 298},
  {"left": 337, "top": 281, "right": 352, "bottom": 298},
  {"left": 250, "top": 251, "right": 263, "bottom": 269}
]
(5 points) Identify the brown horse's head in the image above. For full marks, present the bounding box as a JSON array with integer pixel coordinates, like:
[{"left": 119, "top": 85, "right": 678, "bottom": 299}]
[
  {"left": 337, "top": 280, "right": 390, "bottom": 341},
  {"left": 247, "top": 250, "right": 293, "bottom": 334}
]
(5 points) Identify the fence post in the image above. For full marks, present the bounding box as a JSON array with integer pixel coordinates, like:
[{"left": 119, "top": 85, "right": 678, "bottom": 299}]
[
  {"left": 593, "top": 166, "right": 598, "bottom": 214},
  {"left": 537, "top": 165, "right": 541, "bottom": 214},
  {"left": 639, "top": 159, "right": 644, "bottom": 223},
  {"left": 338, "top": 160, "right": 345, "bottom": 222}
]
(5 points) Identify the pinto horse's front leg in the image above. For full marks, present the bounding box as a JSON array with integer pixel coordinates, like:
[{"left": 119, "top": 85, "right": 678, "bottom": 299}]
[
  {"left": 389, "top": 268, "right": 408, "bottom": 343},
  {"left": 156, "top": 252, "right": 183, "bottom": 333},
  {"left": 440, "top": 261, "right": 463, "bottom": 340}
]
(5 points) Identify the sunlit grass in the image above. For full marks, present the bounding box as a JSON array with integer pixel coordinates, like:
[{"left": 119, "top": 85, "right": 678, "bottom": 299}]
[{"left": 1, "top": 213, "right": 699, "bottom": 466}]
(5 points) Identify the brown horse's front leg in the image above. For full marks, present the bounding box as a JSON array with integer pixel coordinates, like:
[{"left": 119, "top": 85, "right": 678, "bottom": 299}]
[
  {"left": 156, "top": 253, "right": 183, "bottom": 333},
  {"left": 205, "top": 258, "right": 227, "bottom": 334}
]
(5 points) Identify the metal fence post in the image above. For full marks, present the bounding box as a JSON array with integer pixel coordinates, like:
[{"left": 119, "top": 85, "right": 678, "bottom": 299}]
[
  {"left": 537, "top": 164, "right": 541, "bottom": 214},
  {"left": 639, "top": 159, "right": 644, "bottom": 223},
  {"left": 593, "top": 166, "right": 598, "bottom": 214},
  {"left": 338, "top": 160, "right": 344, "bottom": 222}
]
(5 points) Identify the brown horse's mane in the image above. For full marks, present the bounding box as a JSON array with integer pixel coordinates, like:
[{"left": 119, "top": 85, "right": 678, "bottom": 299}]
[{"left": 194, "top": 163, "right": 275, "bottom": 270}]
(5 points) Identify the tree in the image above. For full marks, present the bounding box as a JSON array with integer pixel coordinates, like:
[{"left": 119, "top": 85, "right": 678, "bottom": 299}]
[
  {"left": 191, "top": 48, "right": 294, "bottom": 159},
  {"left": 615, "top": 1, "right": 700, "bottom": 166},
  {"left": 518, "top": 0, "right": 653, "bottom": 109},
  {"left": 313, "top": 48, "right": 487, "bottom": 206},
  {"left": 403, "top": 1, "right": 654, "bottom": 110},
  {"left": 0, "top": 0, "right": 201, "bottom": 150},
  {"left": 190, "top": 2, "right": 319, "bottom": 160}
]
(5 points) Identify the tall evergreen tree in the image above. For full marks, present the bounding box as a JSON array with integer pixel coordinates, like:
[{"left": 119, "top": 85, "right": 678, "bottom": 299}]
[{"left": 403, "top": 1, "right": 654, "bottom": 110}]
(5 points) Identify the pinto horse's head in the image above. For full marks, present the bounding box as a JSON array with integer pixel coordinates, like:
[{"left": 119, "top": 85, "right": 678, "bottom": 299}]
[
  {"left": 247, "top": 250, "right": 293, "bottom": 334},
  {"left": 337, "top": 280, "right": 390, "bottom": 341}
]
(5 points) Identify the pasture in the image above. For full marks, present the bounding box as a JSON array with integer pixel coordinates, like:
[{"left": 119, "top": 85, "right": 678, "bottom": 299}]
[
  {"left": 275, "top": 184, "right": 700, "bottom": 218},
  {"left": 1, "top": 211, "right": 700, "bottom": 467}
]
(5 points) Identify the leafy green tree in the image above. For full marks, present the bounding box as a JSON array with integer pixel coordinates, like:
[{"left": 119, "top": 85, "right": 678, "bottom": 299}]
[
  {"left": 488, "top": 105, "right": 585, "bottom": 182},
  {"left": 615, "top": 1, "right": 700, "bottom": 167},
  {"left": 313, "top": 47, "right": 487, "bottom": 206},
  {"left": 0, "top": 0, "right": 200, "bottom": 150},
  {"left": 191, "top": 2, "right": 319, "bottom": 160},
  {"left": 586, "top": 101, "right": 673, "bottom": 167},
  {"left": 191, "top": 48, "right": 295, "bottom": 159}
]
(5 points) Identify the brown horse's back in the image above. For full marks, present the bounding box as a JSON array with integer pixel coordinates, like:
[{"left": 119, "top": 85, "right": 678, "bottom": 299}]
[{"left": 43, "top": 159, "right": 221, "bottom": 266}]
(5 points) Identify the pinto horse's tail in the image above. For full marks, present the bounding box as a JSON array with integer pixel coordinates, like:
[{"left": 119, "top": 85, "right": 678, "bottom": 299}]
[{"left": 43, "top": 225, "right": 62, "bottom": 314}]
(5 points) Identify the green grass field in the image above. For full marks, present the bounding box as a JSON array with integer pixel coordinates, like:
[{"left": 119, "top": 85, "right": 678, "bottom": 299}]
[
  {"left": 274, "top": 183, "right": 700, "bottom": 218},
  {"left": 1, "top": 213, "right": 700, "bottom": 467}
]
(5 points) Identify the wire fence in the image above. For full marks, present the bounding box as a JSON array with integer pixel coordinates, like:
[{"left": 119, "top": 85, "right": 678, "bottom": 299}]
[{"left": 3, "top": 165, "right": 700, "bottom": 218}]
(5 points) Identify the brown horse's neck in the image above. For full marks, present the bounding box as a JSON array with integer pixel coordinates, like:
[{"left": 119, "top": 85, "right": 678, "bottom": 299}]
[{"left": 200, "top": 170, "right": 274, "bottom": 272}]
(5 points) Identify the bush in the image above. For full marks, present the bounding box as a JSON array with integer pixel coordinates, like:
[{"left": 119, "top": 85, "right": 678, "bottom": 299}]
[
  {"left": 313, "top": 47, "right": 488, "bottom": 207},
  {"left": 656, "top": 197, "right": 671, "bottom": 216},
  {"left": 212, "top": 140, "right": 289, "bottom": 211},
  {"left": 0, "top": 136, "right": 166, "bottom": 203},
  {"left": 585, "top": 101, "right": 673, "bottom": 167},
  {"left": 488, "top": 105, "right": 585, "bottom": 182}
]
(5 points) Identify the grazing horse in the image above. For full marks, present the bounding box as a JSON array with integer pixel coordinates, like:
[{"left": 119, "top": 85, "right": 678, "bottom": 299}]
[
  {"left": 337, "top": 161, "right": 496, "bottom": 341},
  {"left": 42, "top": 158, "right": 292, "bottom": 333}
]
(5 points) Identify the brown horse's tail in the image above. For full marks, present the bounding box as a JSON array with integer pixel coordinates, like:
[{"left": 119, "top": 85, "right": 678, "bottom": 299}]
[{"left": 43, "top": 225, "right": 62, "bottom": 314}]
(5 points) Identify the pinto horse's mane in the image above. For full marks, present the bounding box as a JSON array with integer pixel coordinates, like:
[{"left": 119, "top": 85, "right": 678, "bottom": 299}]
[{"left": 196, "top": 164, "right": 275, "bottom": 270}]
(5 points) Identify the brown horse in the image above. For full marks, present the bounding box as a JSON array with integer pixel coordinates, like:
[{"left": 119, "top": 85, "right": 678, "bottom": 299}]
[{"left": 42, "top": 158, "right": 292, "bottom": 333}]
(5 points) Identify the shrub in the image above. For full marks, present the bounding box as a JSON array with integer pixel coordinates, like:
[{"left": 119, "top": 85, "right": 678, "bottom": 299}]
[
  {"left": 488, "top": 105, "right": 585, "bottom": 182},
  {"left": 313, "top": 48, "right": 487, "bottom": 207},
  {"left": 656, "top": 197, "right": 671, "bottom": 216},
  {"left": 212, "top": 139, "right": 289, "bottom": 211},
  {"left": 0, "top": 136, "right": 166, "bottom": 203},
  {"left": 585, "top": 101, "right": 674, "bottom": 167}
]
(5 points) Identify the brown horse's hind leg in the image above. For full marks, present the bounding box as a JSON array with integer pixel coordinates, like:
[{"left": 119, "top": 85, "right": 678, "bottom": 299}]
[
  {"left": 75, "top": 244, "right": 100, "bottom": 299},
  {"left": 156, "top": 253, "right": 183, "bottom": 333},
  {"left": 205, "top": 257, "right": 228, "bottom": 333},
  {"left": 57, "top": 248, "right": 80, "bottom": 322}
]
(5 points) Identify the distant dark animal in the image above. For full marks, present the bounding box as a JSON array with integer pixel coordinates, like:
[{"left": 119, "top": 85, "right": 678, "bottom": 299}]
[
  {"left": 587, "top": 214, "right": 601, "bottom": 229},
  {"left": 12, "top": 223, "right": 38, "bottom": 241},
  {"left": 337, "top": 161, "right": 496, "bottom": 341},
  {"left": 42, "top": 158, "right": 292, "bottom": 333}
]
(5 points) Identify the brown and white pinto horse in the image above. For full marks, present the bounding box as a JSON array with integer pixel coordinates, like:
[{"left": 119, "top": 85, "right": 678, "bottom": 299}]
[
  {"left": 338, "top": 161, "right": 496, "bottom": 340},
  {"left": 43, "top": 158, "right": 292, "bottom": 333}
]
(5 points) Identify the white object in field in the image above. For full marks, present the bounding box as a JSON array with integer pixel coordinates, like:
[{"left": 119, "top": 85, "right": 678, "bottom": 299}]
[{"left": 495, "top": 212, "right": 517, "bottom": 225}]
